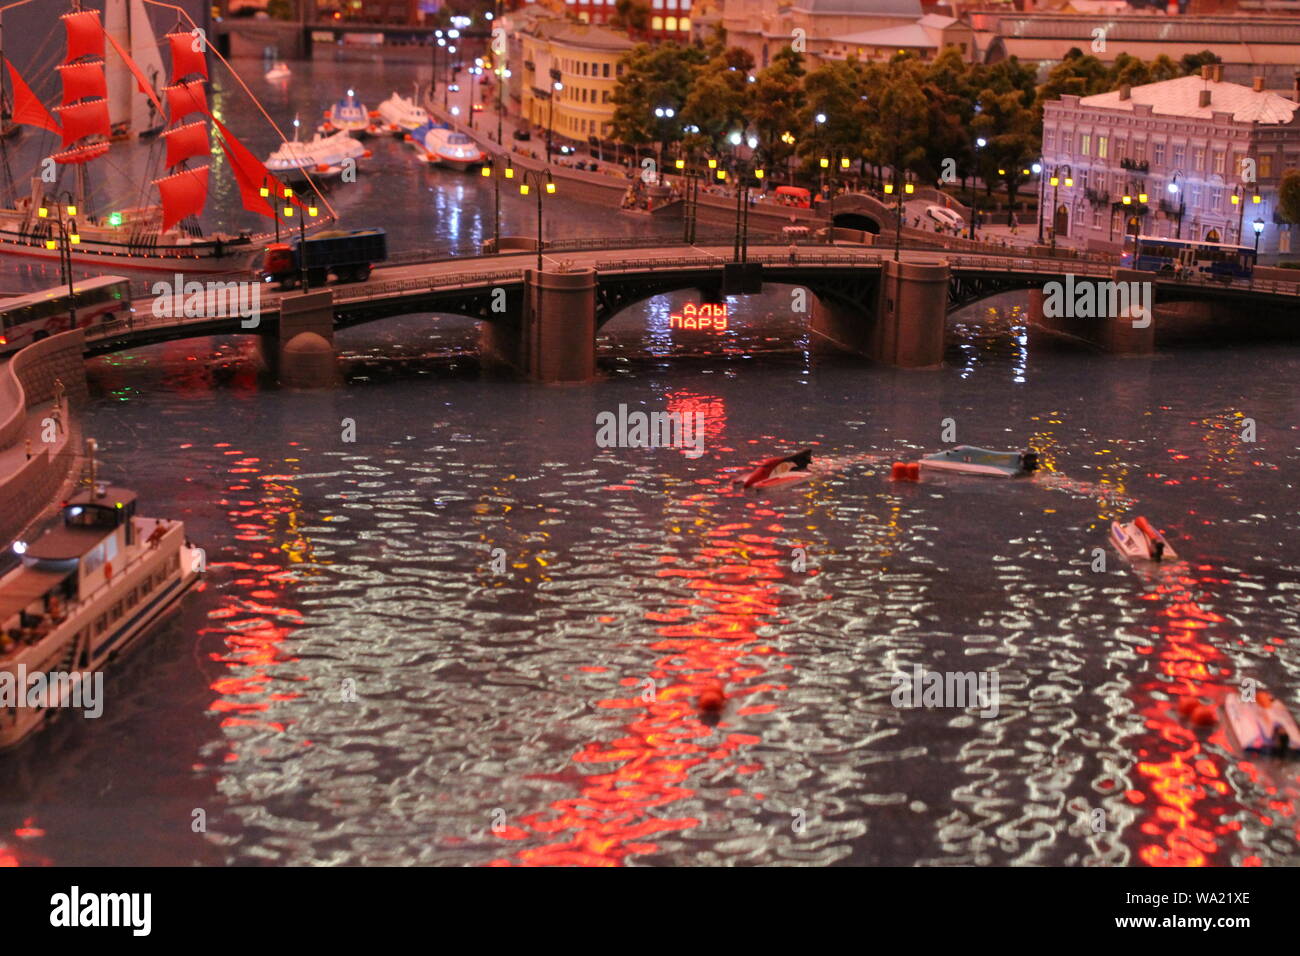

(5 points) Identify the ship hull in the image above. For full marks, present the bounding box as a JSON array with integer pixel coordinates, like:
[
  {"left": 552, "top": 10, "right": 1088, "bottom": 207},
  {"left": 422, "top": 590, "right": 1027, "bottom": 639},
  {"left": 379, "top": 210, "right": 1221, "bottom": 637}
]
[{"left": 0, "top": 520, "right": 199, "bottom": 750}]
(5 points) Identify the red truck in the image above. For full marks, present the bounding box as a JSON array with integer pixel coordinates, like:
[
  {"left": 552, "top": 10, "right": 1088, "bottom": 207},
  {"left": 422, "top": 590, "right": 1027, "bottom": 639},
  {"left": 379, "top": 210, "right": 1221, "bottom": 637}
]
[{"left": 257, "top": 228, "right": 387, "bottom": 289}]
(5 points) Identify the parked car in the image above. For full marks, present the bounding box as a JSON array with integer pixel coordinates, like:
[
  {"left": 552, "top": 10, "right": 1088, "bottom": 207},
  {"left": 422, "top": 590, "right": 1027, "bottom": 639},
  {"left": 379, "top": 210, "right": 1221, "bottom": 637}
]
[
  {"left": 926, "top": 205, "right": 964, "bottom": 229},
  {"left": 512, "top": 127, "right": 531, "bottom": 141}
]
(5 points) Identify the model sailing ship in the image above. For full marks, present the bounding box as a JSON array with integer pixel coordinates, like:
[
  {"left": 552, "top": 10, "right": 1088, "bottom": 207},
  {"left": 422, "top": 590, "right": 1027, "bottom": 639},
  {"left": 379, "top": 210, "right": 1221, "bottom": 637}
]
[
  {"left": 0, "top": 440, "right": 201, "bottom": 748},
  {"left": 0, "top": 0, "right": 329, "bottom": 273}
]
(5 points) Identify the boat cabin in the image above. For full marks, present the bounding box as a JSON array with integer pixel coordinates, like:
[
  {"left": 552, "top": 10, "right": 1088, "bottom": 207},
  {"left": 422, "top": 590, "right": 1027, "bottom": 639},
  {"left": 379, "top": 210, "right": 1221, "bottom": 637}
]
[{"left": 1, "top": 485, "right": 136, "bottom": 643}]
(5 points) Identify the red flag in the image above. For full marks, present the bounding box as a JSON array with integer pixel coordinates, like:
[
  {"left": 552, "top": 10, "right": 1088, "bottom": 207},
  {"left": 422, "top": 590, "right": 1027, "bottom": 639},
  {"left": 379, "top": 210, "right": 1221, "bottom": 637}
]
[
  {"left": 57, "top": 62, "right": 108, "bottom": 105},
  {"left": 6, "top": 62, "right": 61, "bottom": 135},
  {"left": 62, "top": 10, "right": 105, "bottom": 63},
  {"left": 162, "top": 120, "right": 209, "bottom": 168},
  {"left": 153, "top": 165, "right": 209, "bottom": 231},
  {"left": 165, "top": 33, "right": 208, "bottom": 82}
]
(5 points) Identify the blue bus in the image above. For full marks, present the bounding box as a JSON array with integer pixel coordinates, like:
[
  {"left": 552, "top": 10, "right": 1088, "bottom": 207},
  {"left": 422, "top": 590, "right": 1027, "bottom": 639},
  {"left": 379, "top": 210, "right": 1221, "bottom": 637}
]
[{"left": 1121, "top": 234, "right": 1256, "bottom": 279}]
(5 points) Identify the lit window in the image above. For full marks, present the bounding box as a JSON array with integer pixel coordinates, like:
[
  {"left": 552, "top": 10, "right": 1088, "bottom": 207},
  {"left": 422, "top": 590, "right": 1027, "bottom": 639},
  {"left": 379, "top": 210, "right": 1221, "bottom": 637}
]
[
  {"left": 680, "top": 15, "right": 690, "bottom": 28},
  {"left": 653, "top": 0, "right": 663, "bottom": 8},
  {"left": 666, "top": 15, "right": 677, "bottom": 29},
  {"left": 652, "top": 15, "right": 663, "bottom": 28}
]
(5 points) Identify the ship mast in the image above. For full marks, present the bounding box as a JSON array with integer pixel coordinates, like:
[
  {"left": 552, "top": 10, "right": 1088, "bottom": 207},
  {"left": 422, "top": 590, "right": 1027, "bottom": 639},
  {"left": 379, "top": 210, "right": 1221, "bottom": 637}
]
[{"left": 0, "top": 18, "right": 16, "bottom": 208}]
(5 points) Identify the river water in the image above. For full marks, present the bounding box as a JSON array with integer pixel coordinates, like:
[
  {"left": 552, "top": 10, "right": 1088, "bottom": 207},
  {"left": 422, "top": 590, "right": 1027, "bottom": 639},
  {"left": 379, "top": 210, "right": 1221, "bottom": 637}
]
[{"left": 1, "top": 55, "right": 1299, "bottom": 867}]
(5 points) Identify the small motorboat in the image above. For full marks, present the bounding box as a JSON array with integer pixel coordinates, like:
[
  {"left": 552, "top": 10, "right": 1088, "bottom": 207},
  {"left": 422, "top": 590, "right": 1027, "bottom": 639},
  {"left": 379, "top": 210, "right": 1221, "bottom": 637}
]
[
  {"left": 733, "top": 450, "right": 814, "bottom": 490},
  {"left": 265, "top": 61, "right": 291, "bottom": 82},
  {"left": 266, "top": 122, "right": 369, "bottom": 183},
  {"left": 1110, "top": 515, "right": 1177, "bottom": 563},
  {"left": 417, "top": 125, "right": 487, "bottom": 171},
  {"left": 1223, "top": 691, "right": 1300, "bottom": 756},
  {"left": 918, "top": 446, "right": 1038, "bottom": 478}
]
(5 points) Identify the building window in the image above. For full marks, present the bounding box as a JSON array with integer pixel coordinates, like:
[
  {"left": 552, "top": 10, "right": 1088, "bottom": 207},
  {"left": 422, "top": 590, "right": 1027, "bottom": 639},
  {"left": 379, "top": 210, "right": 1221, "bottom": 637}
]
[
  {"left": 666, "top": 15, "right": 677, "bottom": 29},
  {"left": 1079, "top": 133, "right": 1090, "bottom": 156},
  {"left": 1172, "top": 145, "right": 1185, "bottom": 168},
  {"left": 1190, "top": 183, "right": 1201, "bottom": 208},
  {"left": 1153, "top": 142, "right": 1165, "bottom": 166},
  {"left": 1097, "top": 135, "right": 1107, "bottom": 159},
  {"left": 1210, "top": 186, "right": 1221, "bottom": 209},
  {"left": 652, "top": 14, "right": 663, "bottom": 27},
  {"left": 1212, "top": 150, "right": 1224, "bottom": 176},
  {"left": 1060, "top": 131, "right": 1072, "bottom": 156},
  {"left": 1260, "top": 153, "right": 1273, "bottom": 178},
  {"left": 1045, "top": 129, "right": 1055, "bottom": 152},
  {"left": 1133, "top": 140, "right": 1145, "bottom": 162},
  {"left": 679, "top": 15, "right": 690, "bottom": 29},
  {"left": 603, "top": 63, "right": 610, "bottom": 77},
  {"left": 1193, "top": 147, "right": 1205, "bottom": 172}
]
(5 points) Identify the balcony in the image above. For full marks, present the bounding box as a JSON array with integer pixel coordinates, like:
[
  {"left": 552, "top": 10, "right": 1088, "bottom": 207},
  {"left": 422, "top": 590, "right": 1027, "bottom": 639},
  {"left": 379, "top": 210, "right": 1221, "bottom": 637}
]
[
  {"left": 1120, "top": 157, "right": 1149, "bottom": 173},
  {"left": 1084, "top": 188, "right": 1109, "bottom": 206},
  {"left": 1159, "top": 198, "right": 1184, "bottom": 216}
]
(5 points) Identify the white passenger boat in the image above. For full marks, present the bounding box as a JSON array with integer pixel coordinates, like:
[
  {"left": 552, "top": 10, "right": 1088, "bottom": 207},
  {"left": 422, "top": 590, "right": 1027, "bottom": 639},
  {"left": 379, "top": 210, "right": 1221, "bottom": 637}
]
[
  {"left": 266, "top": 125, "right": 369, "bottom": 182},
  {"left": 265, "top": 61, "right": 291, "bottom": 82},
  {"left": 319, "top": 89, "right": 375, "bottom": 137},
  {"left": 376, "top": 91, "right": 428, "bottom": 136},
  {"left": 0, "top": 448, "right": 201, "bottom": 748},
  {"left": 416, "top": 125, "right": 486, "bottom": 171}
]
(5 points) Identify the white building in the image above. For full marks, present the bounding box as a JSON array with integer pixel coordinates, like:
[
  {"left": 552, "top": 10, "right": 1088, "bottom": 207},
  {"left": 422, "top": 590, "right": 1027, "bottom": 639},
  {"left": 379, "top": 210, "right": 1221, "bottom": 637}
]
[{"left": 1042, "top": 67, "right": 1300, "bottom": 258}]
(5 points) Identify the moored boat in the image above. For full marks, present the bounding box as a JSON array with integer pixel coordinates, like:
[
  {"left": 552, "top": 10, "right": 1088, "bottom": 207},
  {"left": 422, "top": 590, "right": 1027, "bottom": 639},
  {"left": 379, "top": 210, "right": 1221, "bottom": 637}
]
[
  {"left": 415, "top": 125, "right": 486, "bottom": 171},
  {"left": 319, "top": 89, "right": 375, "bottom": 137},
  {"left": 265, "top": 125, "right": 369, "bottom": 183},
  {"left": 376, "top": 90, "right": 428, "bottom": 136},
  {"left": 0, "top": 445, "right": 201, "bottom": 749}
]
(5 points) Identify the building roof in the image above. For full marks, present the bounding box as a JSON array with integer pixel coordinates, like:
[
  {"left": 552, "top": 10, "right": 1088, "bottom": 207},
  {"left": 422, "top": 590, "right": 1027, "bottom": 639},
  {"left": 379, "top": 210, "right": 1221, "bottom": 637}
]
[
  {"left": 833, "top": 23, "right": 938, "bottom": 47},
  {"left": 548, "top": 24, "right": 637, "bottom": 52},
  {"left": 792, "top": 0, "right": 923, "bottom": 17},
  {"left": 1080, "top": 75, "right": 1299, "bottom": 125}
]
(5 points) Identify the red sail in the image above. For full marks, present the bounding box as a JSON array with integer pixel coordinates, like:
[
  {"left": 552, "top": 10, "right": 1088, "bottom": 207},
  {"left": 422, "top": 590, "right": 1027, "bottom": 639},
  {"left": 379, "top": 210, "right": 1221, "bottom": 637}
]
[
  {"left": 58, "top": 61, "right": 108, "bottom": 105},
  {"left": 62, "top": 10, "right": 105, "bottom": 63},
  {"left": 6, "top": 63, "right": 61, "bottom": 135},
  {"left": 53, "top": 143, "right": 110, "bottom": 165},
  {"left": 212, "top": 116, "right": 305, "bottom": 217},
  {"left": 101, "top": 26, "right": 165, "bottom": 118},
  {"left": 165, "top": 32, "right": 208, "bottom": 81},
  {"left": 164, "top": 81, "right": 207, "bottom": 123},
  {"left": 153, "top": 165, "right": 209, "bottom": 231},
  {"left": 55, "top": 98, "right": 110, "bottom": 147},
  {"left": 162, "top": 120, "right": 209, "bottom": 168}
]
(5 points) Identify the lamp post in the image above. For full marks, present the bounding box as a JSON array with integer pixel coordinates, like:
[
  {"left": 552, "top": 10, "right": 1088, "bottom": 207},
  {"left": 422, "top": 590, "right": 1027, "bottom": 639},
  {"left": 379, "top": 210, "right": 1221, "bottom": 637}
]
[
  {"left": 724, "top": 131, "right": 765, "bottom": 263},
  {"left": 259, "top": 179, "right": 281, "bottom": 244},
  {"left": 1252, "top": 217, "right": 1264, "bottom": 255},
  {"left": 1033, "top": 161, "right": 1045, "bottom": 242},
  {"left": 1166, "top": 172, "right": 1186, "bottom": 239},
  {"left": 468, "top": 64, "right": 483, "bottom": 129},
  {"left": 819, "top": 152, "right": 852, "bottom": 244},
  {"left": 1230, "top": 185, "right": 1261, "bottom": 245},
  {"left": 1047, "top": 164, "right": 1073, "bottom": 252},
  {"left": 674, "top": 155, "right": 703, "bottom": 244},
  {"left": 545, "top": 69, "right": 562, "bottom": 163},
  {"left": 813, "top": 112, "right": 827, "bottom": 195},
  {"left": 38, "top": 198, "right": 79, "bottom": 327},
  {"left": 780, "top": 130, "right": 796, "bottom": 185},
  {"left": 491, "top": 167, "right": 555, "bottom": 270},
  {"left": 281, "top": 188, "right": 320, "bottom": 292},
  {"left": 480, "top": 154, "right": 518, "bottom": 252},
  {"left": 884, "top": 171, "right": 914, "bottom": 262}
]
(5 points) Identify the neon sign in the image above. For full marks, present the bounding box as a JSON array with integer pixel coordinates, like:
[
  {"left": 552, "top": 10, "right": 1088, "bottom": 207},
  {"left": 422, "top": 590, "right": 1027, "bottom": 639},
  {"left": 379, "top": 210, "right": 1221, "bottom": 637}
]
[{"left": 669, "top": 303, "right": 728, "bottom": 331}]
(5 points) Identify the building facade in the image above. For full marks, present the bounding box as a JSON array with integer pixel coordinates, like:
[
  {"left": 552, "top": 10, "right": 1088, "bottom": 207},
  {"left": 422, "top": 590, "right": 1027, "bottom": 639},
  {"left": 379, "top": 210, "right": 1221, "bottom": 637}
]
[
  {"left": 513, "top": 12, "right": 636, "bottom": 143},
  {"left": 720, "top": 0, "right": 927, "bottom": 69},
  {"left": 1042, "top": 69, "right": 1300, "bottom": 258}
]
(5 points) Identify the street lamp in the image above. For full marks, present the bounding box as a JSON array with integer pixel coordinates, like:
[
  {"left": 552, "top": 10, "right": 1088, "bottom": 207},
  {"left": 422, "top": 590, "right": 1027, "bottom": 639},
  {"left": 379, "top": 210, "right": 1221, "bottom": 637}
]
[
  {"left": 544, "top": 69, "right": 562, "bottom": 163},
  {"left": 281, "top": 188, "right": 320, "bottom": 291},
  {"left": 884, "top": 172, "right": 914, "bottom": 262},
  {"left": 259, "top": 179, "right": 280, "bottom": 244},
  {"left": 820, "top": 153, "right": 852, "bottom": 244},
  {"left": 1047, "top": 164, "right": 1073, "bottom": 252},
  {"left": 653, "top": 105, "right": 675, "bottom": 182},
  {"left": 1166, "top": 173, "right": 1186, "bottom": 239},
  {"left": 480, "top": 154, "right": 518, "bottom": 252},
  {"left": 674, "top": 155, "right": 704, "bottom": 244},
  {"left": 495, "top": 167, "right": 554, "bottom": 270},
  {"left": 1230, "top": 185, "right": 1261, "bottom": 245},
  {"left": 1252, "top": 217, "right": 1264, "bottom": 255},
  {"left": 38, "top": 198, "right": 79, "bottom": 327}
]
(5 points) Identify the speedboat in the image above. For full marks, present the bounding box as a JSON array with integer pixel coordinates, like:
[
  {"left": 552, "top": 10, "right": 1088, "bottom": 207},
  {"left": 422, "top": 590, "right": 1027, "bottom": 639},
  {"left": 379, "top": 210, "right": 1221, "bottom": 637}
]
[
  {"left": 376, "top": 91, "right": 429, "bottom": 136},
  {"left": 320, "top": 89, "right": 375, "bottom": 137},
  {"left": 0, "top": 452, "right": 201, "bottom": 748},
  {"left": 1110, "top": 516, "right": 1177, "bottom": 563},
  {"left": 918, "top": 446, "right": 1039, "bottom": 478},
  {"left": 733, "top": 450, "right": 814, "bottom": 489},
  {"left": 265, "top": 61, "right": 291, "bottom": 82},
  {"left": 419, "top": 126, "right": 487, "bottom": 171},
  {"left": 1224, "top": 691, "right": 1300, "bottom": 755}
]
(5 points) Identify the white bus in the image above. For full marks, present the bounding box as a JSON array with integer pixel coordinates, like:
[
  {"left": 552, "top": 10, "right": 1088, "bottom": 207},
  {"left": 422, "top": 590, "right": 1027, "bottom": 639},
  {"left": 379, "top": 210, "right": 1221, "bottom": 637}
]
[{"left": 0, "top": 276, "right": 132, "bottom": 355}]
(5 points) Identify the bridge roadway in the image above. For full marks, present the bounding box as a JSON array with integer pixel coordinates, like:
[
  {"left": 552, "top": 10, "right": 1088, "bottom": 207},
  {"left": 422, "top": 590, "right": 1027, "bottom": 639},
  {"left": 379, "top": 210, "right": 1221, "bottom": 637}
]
[{"left": 82, "top": 241, "right": 1300, "bottom": 356}]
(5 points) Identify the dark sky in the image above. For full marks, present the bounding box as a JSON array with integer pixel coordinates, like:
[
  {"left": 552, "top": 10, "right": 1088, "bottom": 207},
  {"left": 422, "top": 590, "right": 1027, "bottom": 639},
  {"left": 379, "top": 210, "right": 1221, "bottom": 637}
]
[{"left": 3, "top": 0, "right": 211, "bottom": 73}]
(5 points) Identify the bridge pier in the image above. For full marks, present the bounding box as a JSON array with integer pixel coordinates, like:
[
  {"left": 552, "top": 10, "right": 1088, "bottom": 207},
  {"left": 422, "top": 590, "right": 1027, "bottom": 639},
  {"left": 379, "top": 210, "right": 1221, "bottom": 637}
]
[
  {"left": 278, "top": 290, "right": 340, "bottom": 387},
  {"left": 498, "top": 268, "right": 596, "bottom": 383},
  {"left": 1029, "top": 268, "right": 1154, "bottom": 355},
  {"left": 811, "top": 259, "right": 949, "bottom": 368}
]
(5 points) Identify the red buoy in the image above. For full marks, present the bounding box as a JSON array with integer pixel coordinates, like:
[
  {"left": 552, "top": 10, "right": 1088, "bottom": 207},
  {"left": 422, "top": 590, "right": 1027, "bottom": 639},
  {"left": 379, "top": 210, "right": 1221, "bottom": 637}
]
[
  {"left": 891, "top": 462, "right": 907, "bottom": 481},
  {"left": 698, "top": 684, "right": 726, "bottom": 714},
  {"left": 906, "top": 462, "right": 920, "bottom": 481}
]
